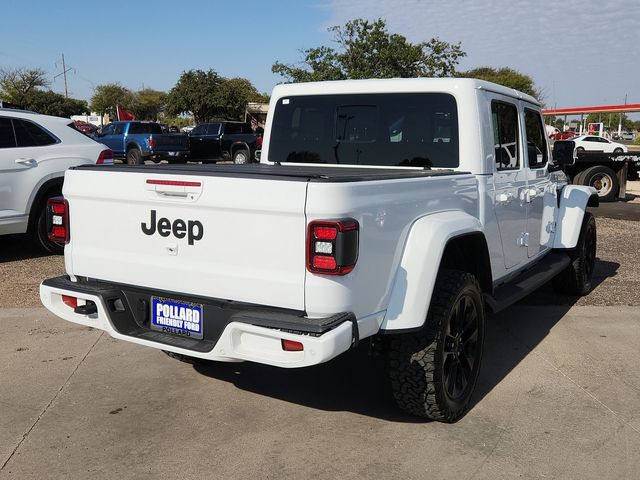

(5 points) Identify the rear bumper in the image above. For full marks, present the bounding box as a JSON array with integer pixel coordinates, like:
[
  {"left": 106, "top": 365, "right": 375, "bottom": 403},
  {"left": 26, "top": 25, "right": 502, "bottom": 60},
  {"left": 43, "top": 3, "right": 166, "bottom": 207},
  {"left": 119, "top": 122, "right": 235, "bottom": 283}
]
[
  {"left": 149, "top": 150, "right": 190, "bottom": 161},
  {"left": 40, "top": 276, "right": 357, "bottom": 368}
]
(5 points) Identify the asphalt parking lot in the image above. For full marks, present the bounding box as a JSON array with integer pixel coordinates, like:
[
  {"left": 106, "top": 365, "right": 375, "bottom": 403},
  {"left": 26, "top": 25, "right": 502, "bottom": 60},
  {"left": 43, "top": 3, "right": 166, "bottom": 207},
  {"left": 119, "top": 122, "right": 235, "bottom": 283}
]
[{"left": 1, "top": 186, "right": 639, "bottom": 479}]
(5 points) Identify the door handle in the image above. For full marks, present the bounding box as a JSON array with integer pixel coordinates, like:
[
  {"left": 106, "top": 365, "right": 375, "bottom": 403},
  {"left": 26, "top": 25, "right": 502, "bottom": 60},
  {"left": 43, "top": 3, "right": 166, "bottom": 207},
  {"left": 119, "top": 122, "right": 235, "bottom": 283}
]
[
  {"left": 496, "top": 192, "right": 514, "bottom": 204},
  {"left": 523, "top": 188, "right": 540, "bottom": 203},
  {"left": 15, "top": 157, "right": 36, "bottom": 166}
]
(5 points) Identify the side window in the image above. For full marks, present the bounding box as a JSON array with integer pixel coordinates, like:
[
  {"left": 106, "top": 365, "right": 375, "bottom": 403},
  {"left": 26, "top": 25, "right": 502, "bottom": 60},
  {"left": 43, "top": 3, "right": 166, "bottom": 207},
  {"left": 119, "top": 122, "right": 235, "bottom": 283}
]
[
  {"left": 191, "top": 124, "right": 206, "bottom": 135},
  {"left": 113, "top": 123, "right": 125, "bottom": 135},
  {"left": 101, "top": 124, "right": 115, "bottom": 136},
  {"left": 128, "top": 122, "right": 142, "bottom": 134},
  {"left": 225, "top": 123, "right": 241, "bottom": 134},
  {"left": 206, "top": 123, "right": 221, "bottom": 135},
  {"left": 524, "top": 109, "right": 548, "bottom": 169},
  {"left": 148, "top": 123, "right": 163, "bottom": 134},
  {"left": 13, "top": 119, "right": 57, "bottom": 147},
  {"left": 491, "top": 101, "right": 520, "bottom": 170},
  {"left": 0, "top": 117, "right": 16, "bottom": 148}
]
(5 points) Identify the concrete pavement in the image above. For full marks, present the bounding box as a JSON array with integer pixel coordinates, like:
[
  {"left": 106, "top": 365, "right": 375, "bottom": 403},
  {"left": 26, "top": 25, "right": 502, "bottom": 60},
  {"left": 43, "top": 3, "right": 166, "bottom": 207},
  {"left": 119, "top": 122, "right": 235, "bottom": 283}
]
[{"left": 1, "top": 306, "right": 639, "bottom": 479}]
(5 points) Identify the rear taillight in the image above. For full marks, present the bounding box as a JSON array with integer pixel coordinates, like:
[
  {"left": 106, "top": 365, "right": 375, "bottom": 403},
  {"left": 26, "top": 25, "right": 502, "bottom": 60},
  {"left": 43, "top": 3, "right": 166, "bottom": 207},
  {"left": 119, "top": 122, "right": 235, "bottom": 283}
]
[
  {"left": 256, "top": 135, "right": 263, "bottom": 148},
  {"left": 146, "top": 136, "right": 156, "bottom": 150},
  {"left": 307, "top": 219, "right": 359, "bottom": 275},
  {"left": 281, "top": 339, "right": 304, "bottom": 351},
  {"left": 47, "top": 197, "right": 70, "bottom": 244},
  {"left": 97, "top": 149, "right": 114, "bottom": 165},
  {"left": 62, "top": 295, "right": 78, "bottom": 309}
]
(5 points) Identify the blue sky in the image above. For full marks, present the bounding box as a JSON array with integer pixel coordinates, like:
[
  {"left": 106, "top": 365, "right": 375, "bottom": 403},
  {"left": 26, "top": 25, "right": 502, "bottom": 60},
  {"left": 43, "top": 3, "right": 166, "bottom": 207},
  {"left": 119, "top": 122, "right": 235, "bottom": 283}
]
[{"left": 2, "top": 0, "right": 639, "bottom": 111}]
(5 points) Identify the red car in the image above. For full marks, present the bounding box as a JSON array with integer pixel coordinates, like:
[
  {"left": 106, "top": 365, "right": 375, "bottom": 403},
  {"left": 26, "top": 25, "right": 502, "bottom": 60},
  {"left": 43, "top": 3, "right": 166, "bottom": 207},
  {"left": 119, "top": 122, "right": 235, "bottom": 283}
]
[
  {"left": 73, "top": 120, "right": 99, "bottom": 135},
  {"left": 552, "top": 131, "right": 577, "bottom": 140}
]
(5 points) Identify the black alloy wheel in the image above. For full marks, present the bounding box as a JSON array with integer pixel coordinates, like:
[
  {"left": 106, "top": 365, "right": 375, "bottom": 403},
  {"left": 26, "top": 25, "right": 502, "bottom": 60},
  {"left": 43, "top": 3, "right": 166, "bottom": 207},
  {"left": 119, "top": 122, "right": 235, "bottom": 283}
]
[
  {"left": 442, "top": 293, "right": 481, "bottom": 403},
  {"left": 389, "top": 269, "right": 485, "bottom": 422}
]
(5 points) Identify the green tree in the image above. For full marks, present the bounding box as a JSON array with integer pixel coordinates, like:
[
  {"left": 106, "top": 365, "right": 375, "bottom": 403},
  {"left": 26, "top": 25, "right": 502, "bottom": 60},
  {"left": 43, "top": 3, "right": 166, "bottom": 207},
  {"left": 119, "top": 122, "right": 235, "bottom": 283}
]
[
  {"left": 166, "top": 69, "right": 224, "bottom": 123},
  {"left": 131, "top": 88, "right": 167, "bottom": 120},
  {"left": 166, "top": 70, "right": 266, "bottom": 122},
  {"left": 459, "top": 67, "right": 541, "bottom": 100},
  {"left": 272, "top": 18, "right": 465, "bottom": 83},
  {"left": 0, "top": 67, "right": 49, "bottom": 106},
  {"left": 23, "top": 90, "right": 88, "bottom": 117},
  {"left": 216, "top": 77, "right": 268, "bottom": 120},
  {"left": 90, "top": 83, "right": 134, "bottom": 117}
]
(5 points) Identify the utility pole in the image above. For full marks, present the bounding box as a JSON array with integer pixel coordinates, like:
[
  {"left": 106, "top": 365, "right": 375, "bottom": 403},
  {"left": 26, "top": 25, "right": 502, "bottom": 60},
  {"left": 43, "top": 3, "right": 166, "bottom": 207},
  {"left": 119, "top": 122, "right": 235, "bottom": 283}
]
[{"left": 54, "top": 53, "right": 73, "bottom": 98}]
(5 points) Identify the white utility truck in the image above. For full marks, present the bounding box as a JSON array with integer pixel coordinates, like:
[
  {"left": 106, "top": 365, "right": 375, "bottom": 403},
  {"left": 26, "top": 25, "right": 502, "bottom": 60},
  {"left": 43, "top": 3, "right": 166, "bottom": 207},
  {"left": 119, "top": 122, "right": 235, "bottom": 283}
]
[{"left": 40, "top": 79, "right": 597, "bottom": 422}]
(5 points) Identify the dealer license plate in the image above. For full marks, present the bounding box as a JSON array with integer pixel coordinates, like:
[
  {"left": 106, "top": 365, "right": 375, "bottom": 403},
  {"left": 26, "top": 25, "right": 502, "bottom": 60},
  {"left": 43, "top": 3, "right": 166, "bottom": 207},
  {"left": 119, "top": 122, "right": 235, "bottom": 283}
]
[{"left": 150, "top": 297, "right": 203, "bottom": 339}]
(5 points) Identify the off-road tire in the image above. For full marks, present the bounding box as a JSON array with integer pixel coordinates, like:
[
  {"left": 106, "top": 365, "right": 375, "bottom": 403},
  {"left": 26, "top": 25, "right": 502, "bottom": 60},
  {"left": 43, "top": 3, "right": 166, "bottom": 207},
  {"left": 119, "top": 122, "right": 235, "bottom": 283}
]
[
  {"left": 578, "top": 165, "right": 619, "bottom": 202},
  {"left": 162, "top": 350, "right": 207, "bottom": 365},
  {"left": 233, "top": 149, "right": 250, "bottom": 164},
  {"left": 553, "top": 212, "right": 597, "bottom": 296},
  {"left": 571, "top": 170, "right": 586, "bottom": 186},
  {"left": 389, "top": 269, "right": 485, "bottom": 422},
  {"left": 126, "top": 148, "right": 143, "bottom": 165},
  {"left": 34, "top": 199, "right": 64, "bottom": 254}
]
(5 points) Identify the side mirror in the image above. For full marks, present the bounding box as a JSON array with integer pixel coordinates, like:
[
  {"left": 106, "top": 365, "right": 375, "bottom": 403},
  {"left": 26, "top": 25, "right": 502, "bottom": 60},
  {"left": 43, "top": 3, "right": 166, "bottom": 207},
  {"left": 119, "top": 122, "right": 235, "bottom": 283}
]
[{"left": 552, "top": 140, "right": 575, "bottom": 167}]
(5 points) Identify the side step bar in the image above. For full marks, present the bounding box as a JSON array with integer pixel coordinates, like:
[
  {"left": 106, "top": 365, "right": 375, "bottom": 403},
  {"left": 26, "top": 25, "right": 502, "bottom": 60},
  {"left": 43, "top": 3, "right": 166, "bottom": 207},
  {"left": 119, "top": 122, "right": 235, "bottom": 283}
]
[{"left": 485, "top": 252, "right": 571, "bottom": 313}]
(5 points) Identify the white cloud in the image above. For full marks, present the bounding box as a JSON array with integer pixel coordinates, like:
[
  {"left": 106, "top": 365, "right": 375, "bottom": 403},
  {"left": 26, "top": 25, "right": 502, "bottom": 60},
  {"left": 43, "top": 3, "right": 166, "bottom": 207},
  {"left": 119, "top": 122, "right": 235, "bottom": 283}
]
[{"left": 325, "top": 0, "right": 640, "bottom": 106}]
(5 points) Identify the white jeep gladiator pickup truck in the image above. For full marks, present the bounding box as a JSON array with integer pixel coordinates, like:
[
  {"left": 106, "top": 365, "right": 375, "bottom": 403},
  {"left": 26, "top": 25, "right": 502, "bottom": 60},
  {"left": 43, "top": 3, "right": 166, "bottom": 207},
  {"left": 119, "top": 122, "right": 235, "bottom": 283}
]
[{"left": 40, "top": 79, "right": 597, "bottom": 422}]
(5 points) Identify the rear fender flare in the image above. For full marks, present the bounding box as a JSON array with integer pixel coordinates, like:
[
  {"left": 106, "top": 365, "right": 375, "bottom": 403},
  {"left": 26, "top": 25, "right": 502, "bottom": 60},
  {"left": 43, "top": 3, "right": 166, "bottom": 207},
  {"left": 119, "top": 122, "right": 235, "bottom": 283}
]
[
  {"left": 381, "top": 211, "right": 484, "bottom": 332},
  {"left": 126, "top": 141, "right": 143, "bottom": 152},
  {"left": 553, "top": 185, "right": 598, "bottom": 249},
  {"left": 230, "top": 141, "right": 251, "bottom": 156}
]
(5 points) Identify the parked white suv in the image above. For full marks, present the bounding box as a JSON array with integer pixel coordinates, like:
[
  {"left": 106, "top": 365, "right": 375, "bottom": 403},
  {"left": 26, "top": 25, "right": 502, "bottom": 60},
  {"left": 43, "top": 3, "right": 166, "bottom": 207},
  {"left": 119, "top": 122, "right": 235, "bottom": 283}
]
[{"left": 0, "top": 108, "right": 113, "bottom": 253}]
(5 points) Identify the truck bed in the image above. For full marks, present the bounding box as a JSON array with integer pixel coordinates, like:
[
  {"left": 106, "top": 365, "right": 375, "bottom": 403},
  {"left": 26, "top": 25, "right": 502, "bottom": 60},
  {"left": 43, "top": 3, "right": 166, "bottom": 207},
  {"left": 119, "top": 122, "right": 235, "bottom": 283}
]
[{"left": 73, "top": 163, "right": 467, "bottom": 183}]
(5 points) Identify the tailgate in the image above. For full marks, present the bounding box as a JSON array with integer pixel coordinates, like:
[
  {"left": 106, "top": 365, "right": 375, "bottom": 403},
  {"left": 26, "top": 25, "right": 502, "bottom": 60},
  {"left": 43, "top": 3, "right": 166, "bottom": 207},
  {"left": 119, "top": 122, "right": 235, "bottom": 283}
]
[
  {"left": 153, "top": 134, "right": 188, "bottom": 151},
  {"left": 63, "top": 169, "right": 307, "bottom": 310}
]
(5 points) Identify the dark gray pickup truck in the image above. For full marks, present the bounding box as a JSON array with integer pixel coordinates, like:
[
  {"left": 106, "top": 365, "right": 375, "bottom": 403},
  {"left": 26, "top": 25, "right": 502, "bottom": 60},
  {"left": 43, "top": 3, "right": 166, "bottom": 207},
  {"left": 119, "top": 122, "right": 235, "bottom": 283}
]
[{"left": 188, "top": 121, "right": 262, "bottom": 164}]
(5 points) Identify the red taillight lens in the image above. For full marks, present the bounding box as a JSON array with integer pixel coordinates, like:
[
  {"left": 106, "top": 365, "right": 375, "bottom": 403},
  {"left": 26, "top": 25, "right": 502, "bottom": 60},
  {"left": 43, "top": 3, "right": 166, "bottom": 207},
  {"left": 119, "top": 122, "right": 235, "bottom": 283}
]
[
  {"left": 307, "top": 219, "right": 359, "bottom": 275},
  {"left": 314, "top": 226, "right": 338, "bottom": 240},
  {"left": 96, "top": 148, "right": 114, "bottom": 165},
  {"left": 62, "top": 295, "right": 77, "bottom": 309},
  {"left": 47, "top": 197, "right": 70, "bottom": 244},
  {"left": 256, "top": 135, "right": 263, "bottom": 148},
  {"left": 146, "top": 136, "right": 156, "bottom": 150},
  {"left": 281, "top": 339, "right": 304, "bottom": 351}
]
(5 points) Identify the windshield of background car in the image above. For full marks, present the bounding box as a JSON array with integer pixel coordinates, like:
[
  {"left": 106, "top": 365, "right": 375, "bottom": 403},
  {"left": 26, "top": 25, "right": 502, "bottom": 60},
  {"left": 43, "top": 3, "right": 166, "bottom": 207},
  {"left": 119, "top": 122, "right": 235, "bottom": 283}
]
[{"left": 268, "top": 93, "right": 459, "bottom": 168}]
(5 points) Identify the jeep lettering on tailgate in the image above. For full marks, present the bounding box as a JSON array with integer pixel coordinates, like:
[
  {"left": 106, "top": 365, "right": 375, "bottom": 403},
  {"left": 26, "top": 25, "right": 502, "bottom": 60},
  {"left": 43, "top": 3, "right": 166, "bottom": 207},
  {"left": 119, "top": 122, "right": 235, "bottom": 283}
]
[{"left": 141, "top": 210, "right": 203, "bottom": 245}]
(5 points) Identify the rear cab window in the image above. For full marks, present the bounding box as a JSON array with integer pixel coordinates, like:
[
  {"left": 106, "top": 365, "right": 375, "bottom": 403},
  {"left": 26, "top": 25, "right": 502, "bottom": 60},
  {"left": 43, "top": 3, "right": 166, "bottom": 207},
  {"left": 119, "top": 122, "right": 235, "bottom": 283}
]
[
  {"left": 268, "top": 93, "right": 459, "bottom": 168},
  {"left": 128, "top": 122, "right": 162, "bottom": 135}
]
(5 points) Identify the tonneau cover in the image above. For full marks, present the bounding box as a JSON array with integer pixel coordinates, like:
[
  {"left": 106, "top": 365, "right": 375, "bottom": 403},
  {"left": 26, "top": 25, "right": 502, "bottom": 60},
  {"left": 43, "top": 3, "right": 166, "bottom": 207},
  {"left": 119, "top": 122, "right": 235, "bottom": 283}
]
[{"left": 72, "top": 163, "right": 467, "bottom": 183}]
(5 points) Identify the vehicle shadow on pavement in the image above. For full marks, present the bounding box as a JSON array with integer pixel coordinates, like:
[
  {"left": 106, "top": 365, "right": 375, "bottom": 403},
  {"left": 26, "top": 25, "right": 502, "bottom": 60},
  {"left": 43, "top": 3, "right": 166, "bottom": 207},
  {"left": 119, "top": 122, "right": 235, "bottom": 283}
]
[
  {"left": 470, "top": 258, "right": 619, "bottom": 413},
  {"left": 0, "top": 234, "right": 51, "bottom": 263},
  {"left": 194, "top": 258, "right": 619, "bottom": 423}
]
